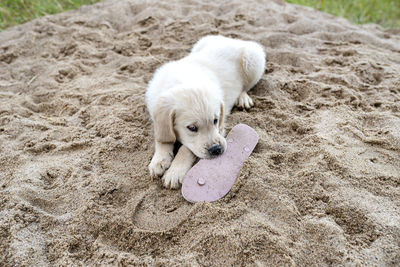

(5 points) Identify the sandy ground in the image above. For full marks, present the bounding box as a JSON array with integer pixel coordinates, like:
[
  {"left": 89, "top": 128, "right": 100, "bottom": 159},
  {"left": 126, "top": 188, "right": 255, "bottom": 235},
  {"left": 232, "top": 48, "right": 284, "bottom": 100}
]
[{"left": 0, "top": 0, "right": 399, "bottom": 265}]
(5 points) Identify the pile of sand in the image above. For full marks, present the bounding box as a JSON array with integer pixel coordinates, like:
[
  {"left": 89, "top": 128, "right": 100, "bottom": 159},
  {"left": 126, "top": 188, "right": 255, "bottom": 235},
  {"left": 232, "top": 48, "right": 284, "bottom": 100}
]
[{"left": 1, "top": 0, "right": 399, "bottom": 265}]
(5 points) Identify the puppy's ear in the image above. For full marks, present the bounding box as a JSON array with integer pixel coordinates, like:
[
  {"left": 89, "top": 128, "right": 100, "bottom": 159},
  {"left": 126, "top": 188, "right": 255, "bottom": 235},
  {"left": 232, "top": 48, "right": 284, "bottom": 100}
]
[
  {"left": 219, "top": 102, "right": 225, "bottom": 135},
  {"left": 153, "top": 98, "right": 176, "bottom": 143}
]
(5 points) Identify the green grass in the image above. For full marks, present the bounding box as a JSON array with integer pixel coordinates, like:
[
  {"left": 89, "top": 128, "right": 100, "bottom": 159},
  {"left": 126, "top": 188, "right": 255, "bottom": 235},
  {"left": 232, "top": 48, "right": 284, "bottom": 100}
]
[
  {"left": 1, "top": 0, "right": 399, "bottom": 31},
  {"left": 286, "top": 0, "right": 400, "bottom": 29},
  {"left": 0, "top": 0, "right": 101, "bottom": 30}
]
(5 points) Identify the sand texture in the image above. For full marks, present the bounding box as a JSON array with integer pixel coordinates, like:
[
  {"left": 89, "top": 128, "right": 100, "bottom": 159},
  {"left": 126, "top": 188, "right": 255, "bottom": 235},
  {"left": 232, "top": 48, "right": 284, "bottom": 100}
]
[{"left": 1, "top": 0, "right": 400, "bottom": 265}]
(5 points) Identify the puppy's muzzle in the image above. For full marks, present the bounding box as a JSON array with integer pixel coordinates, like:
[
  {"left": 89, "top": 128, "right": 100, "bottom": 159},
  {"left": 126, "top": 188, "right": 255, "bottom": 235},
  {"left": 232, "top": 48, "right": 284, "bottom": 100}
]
[{"left": 208, "top": 144, "right": 223, "bottom": 156}]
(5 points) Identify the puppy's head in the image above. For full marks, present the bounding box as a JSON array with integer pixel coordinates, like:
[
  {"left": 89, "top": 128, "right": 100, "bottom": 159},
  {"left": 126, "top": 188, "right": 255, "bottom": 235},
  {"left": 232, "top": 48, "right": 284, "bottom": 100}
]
[{"left": 153, "top": 87, "right": 226, "bottom": 159}]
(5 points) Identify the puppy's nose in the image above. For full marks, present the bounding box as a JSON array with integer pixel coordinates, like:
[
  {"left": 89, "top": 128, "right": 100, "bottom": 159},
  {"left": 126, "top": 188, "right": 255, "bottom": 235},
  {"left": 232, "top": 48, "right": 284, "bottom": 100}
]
[{"left": 208, "top": 144, "right": 222, "bottom": 156}]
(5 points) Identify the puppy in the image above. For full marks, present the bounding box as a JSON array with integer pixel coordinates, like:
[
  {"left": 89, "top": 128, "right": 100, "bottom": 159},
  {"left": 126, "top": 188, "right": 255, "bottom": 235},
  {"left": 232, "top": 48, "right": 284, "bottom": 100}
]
[{"left": 146, "top": 35, "right": 265, "bottom": 189}]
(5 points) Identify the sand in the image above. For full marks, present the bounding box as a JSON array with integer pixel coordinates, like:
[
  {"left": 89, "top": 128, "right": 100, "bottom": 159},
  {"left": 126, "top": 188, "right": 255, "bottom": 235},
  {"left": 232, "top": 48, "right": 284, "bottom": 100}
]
[{"left": 0, "top": 0, "right": 399, "bottom": 265}]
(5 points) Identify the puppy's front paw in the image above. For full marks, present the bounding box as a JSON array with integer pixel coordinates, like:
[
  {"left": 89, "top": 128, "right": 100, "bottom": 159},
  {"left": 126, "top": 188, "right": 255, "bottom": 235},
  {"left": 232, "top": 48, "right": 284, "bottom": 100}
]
[
  {"left": 236, "top": 92, "right": 254, "bottom": 109},
  {"left": 148, "top": 152, "right": 173, "bottom": 178},
  {"left": 162, "top": 165, "right": 188, "bottom": 189}
]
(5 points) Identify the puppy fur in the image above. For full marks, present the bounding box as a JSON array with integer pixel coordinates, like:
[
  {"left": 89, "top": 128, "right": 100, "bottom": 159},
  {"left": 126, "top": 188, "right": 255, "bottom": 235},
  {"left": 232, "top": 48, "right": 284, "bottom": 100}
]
[{"left": 146, "top": 35, "right": 265, "bottom": 189}]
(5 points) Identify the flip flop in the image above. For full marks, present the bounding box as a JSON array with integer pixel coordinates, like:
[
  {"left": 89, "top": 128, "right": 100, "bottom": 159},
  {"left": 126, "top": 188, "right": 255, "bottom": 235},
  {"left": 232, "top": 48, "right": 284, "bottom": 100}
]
[{"left": 182, "top": 124, "right": 259, "bottom": 203}]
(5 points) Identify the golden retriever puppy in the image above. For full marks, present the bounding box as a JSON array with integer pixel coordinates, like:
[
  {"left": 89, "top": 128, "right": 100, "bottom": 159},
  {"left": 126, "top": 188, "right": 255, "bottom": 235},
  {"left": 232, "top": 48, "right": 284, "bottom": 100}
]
[{"left": 146, "top": 35, "right": 265, "bottom": 189}]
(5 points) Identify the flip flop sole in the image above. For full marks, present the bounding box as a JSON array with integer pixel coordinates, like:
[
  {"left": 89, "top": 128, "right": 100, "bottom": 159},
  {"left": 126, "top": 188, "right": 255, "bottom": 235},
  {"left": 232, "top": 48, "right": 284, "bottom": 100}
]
[{"left": 182, "top": 124, "right": 259, "bottom": 203}]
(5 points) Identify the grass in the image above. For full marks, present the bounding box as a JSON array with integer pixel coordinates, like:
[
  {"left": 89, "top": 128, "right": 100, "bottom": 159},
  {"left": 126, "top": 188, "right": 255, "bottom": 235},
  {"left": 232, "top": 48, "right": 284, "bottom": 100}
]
[
  {"left": 0, "top": 0, "right": 399, "bottom": 31},
  {"left": 0, "top": 0, "right": 101, "bottom": 30},
  {"left": 286, "top": 0, "right": 400, "bottom": 29}
]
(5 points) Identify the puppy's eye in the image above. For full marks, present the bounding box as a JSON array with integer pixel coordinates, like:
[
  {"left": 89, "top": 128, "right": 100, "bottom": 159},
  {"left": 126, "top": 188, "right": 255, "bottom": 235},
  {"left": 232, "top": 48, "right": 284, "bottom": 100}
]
[
  {"left": 214, "top": 119, "right": 218, "bottom": 125},
  {"left": 187, "top": 125, "right": 198, "bottom": 132}
]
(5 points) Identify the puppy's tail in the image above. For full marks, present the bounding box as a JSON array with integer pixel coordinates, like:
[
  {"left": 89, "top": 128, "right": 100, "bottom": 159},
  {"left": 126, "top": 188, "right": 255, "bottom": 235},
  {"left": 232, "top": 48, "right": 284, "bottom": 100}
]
[{"left": 240, "top": 43, "right": 266, "bottom": 92}]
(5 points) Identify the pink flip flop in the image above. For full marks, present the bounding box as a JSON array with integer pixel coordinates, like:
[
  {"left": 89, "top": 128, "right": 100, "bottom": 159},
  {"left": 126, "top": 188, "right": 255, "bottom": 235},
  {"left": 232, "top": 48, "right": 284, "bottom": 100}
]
[{"left": 182, "top": 124, "right": 259, "bottom": 203}]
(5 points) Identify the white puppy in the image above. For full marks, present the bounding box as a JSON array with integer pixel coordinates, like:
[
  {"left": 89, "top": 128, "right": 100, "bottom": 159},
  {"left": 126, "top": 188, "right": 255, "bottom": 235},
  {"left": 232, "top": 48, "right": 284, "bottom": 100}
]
[{"left": 146, "top": 35, "right": 265, "bottom": 189}]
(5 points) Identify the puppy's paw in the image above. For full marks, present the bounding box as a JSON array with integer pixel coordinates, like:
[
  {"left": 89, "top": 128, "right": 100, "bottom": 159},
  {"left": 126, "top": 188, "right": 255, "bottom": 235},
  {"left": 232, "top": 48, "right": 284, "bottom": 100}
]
[
  {"left": 148, "top": 152, "right": 173, "bottom": 178},
  {"left": 236, "top": 92, "right": 254, "bottom": 109},
  {"left": 162, "top": 165, "right": 188, "bottom": 189}
]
